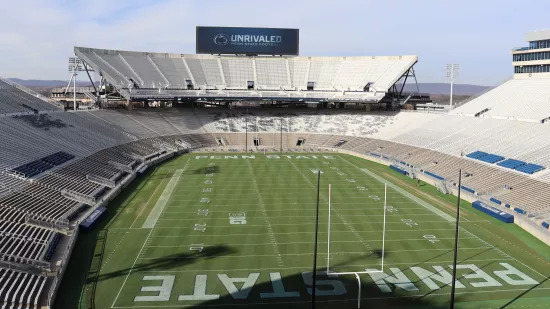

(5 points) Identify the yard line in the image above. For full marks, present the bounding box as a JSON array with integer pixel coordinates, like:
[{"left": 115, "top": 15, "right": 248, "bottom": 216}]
[
  {"left": 245, "top": 160, "right": 285, "bottom": 267},
  {"left": 152, "top": 220, "right": 453, "bottom": 228},
  {"left": 141, "top": 169, "right": 184, "bottom": 228},
  {"left": 162, "top": 206, "right": 428, "bottom": 214},
  {"left": 155, "top": 213, "right": 446, "bottom": 220},
  {"left": 143, "top": 236, "right": 477, "bottom": 248},
  {"left": 148, "top": 228, "right": 457, "bottom": 237},
  {"left": 111, "top": 229, "right": 154, "bottom": 308},
  {"left": 286, "top": 158, "right": 376, "bottom": 258},
  {"left": 112, "top": 158, "right": 194, "bottom": 307},
  {"left": 167, "top": 196, "right": 415, "bottom": 202},
  {"left": 140, "top": 258, "right": 515, "bottom": 273},
  {"left": 129, "top": 168, "right": 169, "bottom": 229},
  {"left": 339, "top": 155, "right": 548, "bottom": 280},
  {"left": 137, "top": 246, "right": 493, "bottom": 260}
]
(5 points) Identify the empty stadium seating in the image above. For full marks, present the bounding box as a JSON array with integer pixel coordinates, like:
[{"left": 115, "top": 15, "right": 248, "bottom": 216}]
[
  {"left": 451, "top": 78, "right": 550, "bottom": 121},
  {"left": 74, "top": 47, "right": 417, "bottom": 101},
  {"left": 2, "top": 73, "right": 550, "bottom": 307},
  {"left": 10, "top": 152, "right": 74, "bottom": 178},
  {"left": 0, "top": 78, "right": 62, "bottom": 115}
]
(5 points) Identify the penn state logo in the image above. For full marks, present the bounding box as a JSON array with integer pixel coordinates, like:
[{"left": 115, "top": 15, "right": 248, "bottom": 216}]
[{"left": 213, "top": 34, "right": 230, "bottom": 46}]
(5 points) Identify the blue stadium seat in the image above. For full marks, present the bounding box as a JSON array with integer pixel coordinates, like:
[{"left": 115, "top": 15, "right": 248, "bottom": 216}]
[
  {"left": 497, "top": 159, "right": 526, "bottom": 169},
  {"left": 478, "top": 154, "right": 505, "bottom": 164},
  {"left": 490, "top": 197, "right": 502, "bottom": 205},
  {"left": 515, "top": 163, "right": 545, "bottom": 174},
  {"left": 466, "top": 151, "right": 488, "bottom": 159}
]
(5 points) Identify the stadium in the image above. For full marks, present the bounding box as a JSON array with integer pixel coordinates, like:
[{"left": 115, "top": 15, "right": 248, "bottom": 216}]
[{"left": 0, "top": 24, "right": 549, "bottom": 309}]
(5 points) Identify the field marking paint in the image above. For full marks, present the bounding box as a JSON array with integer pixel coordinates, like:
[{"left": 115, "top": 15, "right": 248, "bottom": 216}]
[
  {"left": 285, "top": 159, "right": 375, "bottom": 259},
  {"left": 162, "top": 206, "right": 428, "bottom": 213},
  {"left": 143, "top": 236, "right": 477, "bottom": 248},
  {"left": 129, "top": 169, "right": 169, "bottom": 229},
  {"left": 338, "top": 155, "right": 548, "bottom": 280},
  {"left": 111, "top": 286, "right": 550, "bottom": 308},
  {"left": 138, "top": 258, "right": 514, "bottom": 273},
  {"left": 155, "top": 213, "right": 440, "bottom": 221},
  {"left": 111, "top": 228, "right": 154, "bottom": 308},
  {"left": 142, "top": 169, "right": 184, "bottom": 229},
  {"left": 152, "top": 220, "right": 452, "bottom": 229},
  {"left": 137, "top": 246, "right": 491, "bottom": 259},
  {"left": 148, "top": 228, "right": 457, "bottom": 237},
  {"left": 112, "top": 158, "right": 192, "bottom": 307},
  {"left": 245, "top": 160, "right": 285, "bottom": 267}
]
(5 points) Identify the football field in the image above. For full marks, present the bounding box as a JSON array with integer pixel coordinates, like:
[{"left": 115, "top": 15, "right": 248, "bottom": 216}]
[{"left": 73, "top": 153, "right": 550, "bottom": 309}]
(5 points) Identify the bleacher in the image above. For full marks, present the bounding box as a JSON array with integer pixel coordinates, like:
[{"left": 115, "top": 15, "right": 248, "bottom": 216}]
[
  {"left": 74, "top": 46, "right": 417, "bottom": 102},
  {"left": 451, "top": 78, "right": 550, "bottom": 121},
  {"left": 0, "top": 267, "right": 46, "bottom": 309},
  {"left": 0, "top": 78, "right": 62, "bottom": 115},
  {"left": 1, "top": 67, "right": 550, "bottom": 306},
  {"left": 10, "top": 152, "right": 74, "bottom": 178}
]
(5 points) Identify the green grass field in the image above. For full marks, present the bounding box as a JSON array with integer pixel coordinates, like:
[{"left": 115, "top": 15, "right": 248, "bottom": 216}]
[{"left": 55, "top": 153, "right": 550, "bottom": 309}]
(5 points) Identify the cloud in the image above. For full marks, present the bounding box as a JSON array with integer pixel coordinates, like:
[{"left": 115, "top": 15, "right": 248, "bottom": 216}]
[{"left": 1, "top": 0, "right": 549, "bottom": 84}]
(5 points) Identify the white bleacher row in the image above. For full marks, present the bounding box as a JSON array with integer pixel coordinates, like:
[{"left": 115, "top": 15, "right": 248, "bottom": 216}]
[
  {"left": 86, "top": 107, "right": 550, "bottom": 184},
  {"left": 0, "top": 105, "right": 550, "bottom": 307},
  {"left": 0, "top": 79, "right": 62, "bottom": 115},
  {"left": 387, "top": 114, "right": 550, "bottom": 175},
  {"left": 82, "top": 109, "right": 550, "bottom": 182},
  {"left": 450, "top": 78, "right": 550, "bottom": 122},
  {"left": 0, "top": 267, "right": 45, "bottom": 309},
  {"left": 74, "top": 46, "right": 417, "bottom": 93}
]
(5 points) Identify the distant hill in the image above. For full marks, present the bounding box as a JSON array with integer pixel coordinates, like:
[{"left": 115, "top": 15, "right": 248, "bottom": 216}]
[
  {"left": 8, "top": 78, "right": 96, "bottom": 87},
  {"left": 399, "top": 83, "right": 492, "bottom": 96}
]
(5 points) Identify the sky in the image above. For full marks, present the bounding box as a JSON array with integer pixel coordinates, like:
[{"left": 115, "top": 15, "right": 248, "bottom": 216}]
[{"left": 0, "top": 0, "right": 549, "bottom": 86}]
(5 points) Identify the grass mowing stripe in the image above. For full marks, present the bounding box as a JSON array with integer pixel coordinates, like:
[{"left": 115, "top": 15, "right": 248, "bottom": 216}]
[
  {"left": 141, "top": 169, "right": 184, "bottom": 228},
  {"left": 245, "top": 160, "right": 285, "bottom": 267},
  {"left": 129, "top": 171, "right": 170, "bottom": 229},
  {"left": 284, "top": 157, "right": 377, "bottom": 271}
]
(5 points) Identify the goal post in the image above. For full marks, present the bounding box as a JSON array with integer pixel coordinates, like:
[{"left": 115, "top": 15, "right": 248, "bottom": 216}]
[{"left": 325, "top": 183, "right": 388, "bottom": 308}]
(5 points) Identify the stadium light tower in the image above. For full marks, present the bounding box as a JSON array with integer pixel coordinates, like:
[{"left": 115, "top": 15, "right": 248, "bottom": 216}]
[
  {"left": 446, "top": 64, "right": 459, "bottom": 111},
  {"left": 67, "top": 57, "right": 84, "bottom": 111}
]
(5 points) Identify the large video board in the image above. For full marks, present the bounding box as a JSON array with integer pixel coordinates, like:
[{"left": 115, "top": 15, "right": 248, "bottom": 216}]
[{"left": 196, "top": 26, "right": 299, "bottom": 55}]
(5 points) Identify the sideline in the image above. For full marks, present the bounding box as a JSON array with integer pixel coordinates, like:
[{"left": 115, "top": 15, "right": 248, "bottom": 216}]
[{"left": 142, "top": 169, "right": 184, "bottom": 228}]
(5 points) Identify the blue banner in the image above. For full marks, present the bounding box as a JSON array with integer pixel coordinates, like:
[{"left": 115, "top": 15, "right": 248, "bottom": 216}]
[
  {"left": 196, "top": 26, "right": 299, "bottom": 55},
  {"left": 80, "top": 206, "right": 107, "bottom": 230},
  {"left": 472, "top": 201, "right": 514, "bottom": 223}
]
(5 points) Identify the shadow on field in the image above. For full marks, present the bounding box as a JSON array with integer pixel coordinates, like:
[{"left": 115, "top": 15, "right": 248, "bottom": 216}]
[
  {"left": 54, "top": 166, "right": 164, "bottom": 309},
  {"left": 93, "top": 244, "right": 236, "bottom": 283},
  {"left": 190, "top": 165, "right": 221, "bottom": 175},
  {"left": 499, "top": 276, "right": 550, "bottom": 309},
  {"left": 178, "top": 258, "right": 455, "bottom": 309},
  {"left": 176, "top": 247, "right": 523, "bottom": 309}
]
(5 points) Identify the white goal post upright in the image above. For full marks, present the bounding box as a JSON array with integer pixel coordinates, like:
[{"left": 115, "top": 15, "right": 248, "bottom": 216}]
[
  {"left": 327, "top": 184, "right": 332, "bottom": 272},
  {"left": 381, "top": 183, "right": 387, "bottom": 272},
  {"left": 325, "top": 182, "right": 388, "bottom": 308}
]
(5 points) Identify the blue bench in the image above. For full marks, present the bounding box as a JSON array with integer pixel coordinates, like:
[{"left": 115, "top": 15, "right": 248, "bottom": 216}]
[
  {"left": 425, "top": 171, "right": 444, "bottom": 180},
  {"left": 490, "top": 197, "right": 502, "bottom": 205},
  {"left": 390, "top": 165, "right": 408, "bottom": 176}
]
